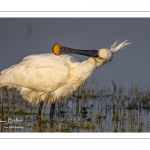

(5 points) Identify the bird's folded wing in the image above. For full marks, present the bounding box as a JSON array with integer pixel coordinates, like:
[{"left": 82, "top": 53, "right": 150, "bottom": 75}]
[{"left": 0, "top": 53, "right": 80, "bottom": 92}]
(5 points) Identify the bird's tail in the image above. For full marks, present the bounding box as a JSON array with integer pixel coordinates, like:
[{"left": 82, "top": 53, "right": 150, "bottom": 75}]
[
  {"left": 0, "top": 73, "right": 4, "bottom": 89},
  {"left": 0, "top": 74, "right": 3, "bottom": 88},
  {"left": 110, "top": 40, "right": 131, "bottom": 53}
]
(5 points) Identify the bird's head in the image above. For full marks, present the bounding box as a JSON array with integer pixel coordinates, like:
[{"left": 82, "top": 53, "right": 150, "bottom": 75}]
[
  {"left": 92, "top": 48, "right": 113, "bottom": 67},
  {"left": 96, "top": 48, "right": 113, "bottom": 61},
  {"left": 52, "top": 40, "right": 130, "bottom": 67}
]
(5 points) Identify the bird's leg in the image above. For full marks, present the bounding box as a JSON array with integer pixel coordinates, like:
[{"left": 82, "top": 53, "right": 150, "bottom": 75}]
[
  {"left": 37, "top": 101, "right": 44, "bottom": 120},
  {"left": 49, "top": 102, "right": 55, "bottom": 120}
]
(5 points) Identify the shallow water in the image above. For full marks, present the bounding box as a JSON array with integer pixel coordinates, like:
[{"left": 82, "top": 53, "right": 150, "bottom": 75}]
[{"left": 0, "top": 84, "right": 150, "bottom": 132}]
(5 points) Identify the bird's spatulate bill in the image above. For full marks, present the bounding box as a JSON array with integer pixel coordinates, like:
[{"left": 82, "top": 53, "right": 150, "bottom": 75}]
[
  {"left": 52, "top": 40, "right": 130, "bottom": 57},
  {"left": 52, "top": 43, "right": 99, "bottom": 57},
  {"left": 52, "top": 43, "right": 62, "bottom": 55}
]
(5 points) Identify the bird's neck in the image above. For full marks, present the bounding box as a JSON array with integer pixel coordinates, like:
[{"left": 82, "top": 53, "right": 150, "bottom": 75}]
[{"left": 68, "top": 57, "right": 97, "bottom": 91}]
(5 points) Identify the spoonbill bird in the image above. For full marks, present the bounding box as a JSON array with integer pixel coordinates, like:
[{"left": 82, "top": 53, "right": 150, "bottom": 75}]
[{"left": 0, "top": 40, "right": 130, "bottom": 119}]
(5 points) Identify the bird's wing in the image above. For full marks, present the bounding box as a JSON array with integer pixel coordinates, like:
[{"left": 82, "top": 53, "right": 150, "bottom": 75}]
[{"left": 0, "top": 53, "right": 80, "bottom": 92}]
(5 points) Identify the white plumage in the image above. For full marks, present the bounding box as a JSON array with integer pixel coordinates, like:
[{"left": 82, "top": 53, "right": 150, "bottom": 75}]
[{"left": 0, "top": 40, "right": 130, "bottom": 105}]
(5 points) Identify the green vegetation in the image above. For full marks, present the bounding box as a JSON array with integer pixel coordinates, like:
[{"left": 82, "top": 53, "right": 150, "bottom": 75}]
[{"left": 0, "top": 82, "right": 150, "bottom": 132}]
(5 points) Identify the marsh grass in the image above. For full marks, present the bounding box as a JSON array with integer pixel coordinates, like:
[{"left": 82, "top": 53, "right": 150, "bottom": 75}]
[{"left": 0, "top": 82, "right": 150, "bottom": 132}]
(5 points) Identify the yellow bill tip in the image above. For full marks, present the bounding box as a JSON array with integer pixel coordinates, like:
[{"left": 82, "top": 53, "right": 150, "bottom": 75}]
[{"left": 52, "top": 43, "right": 62, "bottom": 55}]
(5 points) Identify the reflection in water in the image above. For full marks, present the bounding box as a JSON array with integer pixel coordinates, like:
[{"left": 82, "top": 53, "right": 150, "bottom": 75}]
[{"left": 0, "top": 84, "right": 150, "bottom": 132}]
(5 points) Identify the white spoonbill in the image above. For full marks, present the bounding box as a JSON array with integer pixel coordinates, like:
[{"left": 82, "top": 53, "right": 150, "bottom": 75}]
[{"left": 0, "top": 40, "right": 130, "bottom": 119}]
